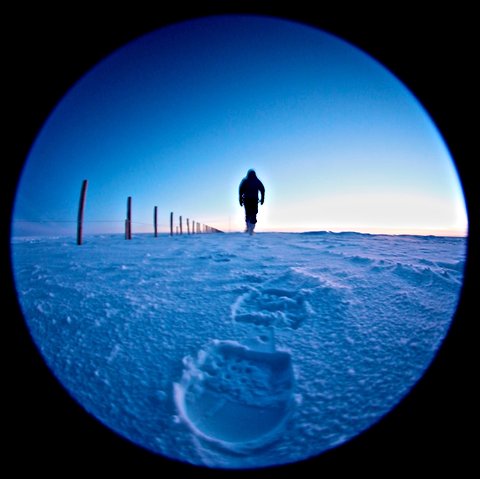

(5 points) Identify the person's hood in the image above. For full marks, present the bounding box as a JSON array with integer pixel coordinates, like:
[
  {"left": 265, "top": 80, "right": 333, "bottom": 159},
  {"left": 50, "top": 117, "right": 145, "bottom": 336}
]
[{"left": 247, "top": 169, "right": 257, "bottom": 179}]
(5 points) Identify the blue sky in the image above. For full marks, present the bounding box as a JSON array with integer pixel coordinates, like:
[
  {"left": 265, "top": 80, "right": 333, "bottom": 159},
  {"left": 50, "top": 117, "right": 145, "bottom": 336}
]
[{"left": 12, "top": 15, "right": 468, "bottom": 237}]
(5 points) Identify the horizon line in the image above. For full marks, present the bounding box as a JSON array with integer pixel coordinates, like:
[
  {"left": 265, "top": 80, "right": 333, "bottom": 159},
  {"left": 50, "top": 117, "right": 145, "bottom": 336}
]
[{"left": 10, "top": 227, "right": 468, "bottom": 240}]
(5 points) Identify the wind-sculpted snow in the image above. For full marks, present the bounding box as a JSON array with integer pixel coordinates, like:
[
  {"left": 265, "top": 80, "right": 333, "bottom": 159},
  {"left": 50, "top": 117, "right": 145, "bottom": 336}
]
[{"left": 11, "top": 232, "right": 466, "bottom": 468}]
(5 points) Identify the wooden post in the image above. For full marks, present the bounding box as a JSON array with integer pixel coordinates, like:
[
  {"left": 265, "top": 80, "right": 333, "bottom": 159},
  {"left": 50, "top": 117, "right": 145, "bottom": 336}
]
[
  {"left": 192, "top": 220, "right": 195, "bottom": 235},
  {"left": 176, "top": 226, "right": 179, "bottom": 235},
  {"left": 186, "top": 218, "right": 190, "bottom": 235},
  {"left": 179, "top": 215, "right": 183, "bottom": 235},
  {"left": 154, "top": 206, "right": 158, "bottom": 237},
  {"left": 170, "top": 212, "right": 173, "bottom": 236},
  {"left": 126, "top": 196, "right": 132, "bottom": 240},
  {"left": 77, "top": 179, "right": 88, "bottom": 245}
]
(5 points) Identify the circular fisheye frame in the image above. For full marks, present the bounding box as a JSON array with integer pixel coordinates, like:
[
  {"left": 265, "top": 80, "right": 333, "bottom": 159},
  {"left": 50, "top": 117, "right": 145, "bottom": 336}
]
[{"left": 10, "top": 14, "right": 468, "bottom": 470}]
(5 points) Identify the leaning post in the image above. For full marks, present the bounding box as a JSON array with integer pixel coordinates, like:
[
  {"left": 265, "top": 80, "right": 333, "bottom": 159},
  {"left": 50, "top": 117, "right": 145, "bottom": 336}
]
[{"left": 77, "top": 179, "right": 88, "bottom": 245}]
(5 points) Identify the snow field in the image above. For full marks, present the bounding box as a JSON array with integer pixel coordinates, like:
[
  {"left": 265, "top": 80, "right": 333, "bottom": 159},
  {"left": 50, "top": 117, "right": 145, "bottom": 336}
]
[{"left": 11, "top": 231, "right": 466, "bottom": 468}]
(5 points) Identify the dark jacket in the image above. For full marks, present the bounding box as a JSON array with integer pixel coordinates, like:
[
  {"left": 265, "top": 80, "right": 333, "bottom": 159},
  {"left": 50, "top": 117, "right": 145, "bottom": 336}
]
[{"left": 239, "top": 170, "right": 265, "bottom": 204}]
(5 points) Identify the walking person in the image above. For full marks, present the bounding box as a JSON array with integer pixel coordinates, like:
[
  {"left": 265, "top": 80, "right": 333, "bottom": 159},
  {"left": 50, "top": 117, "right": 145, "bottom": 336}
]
[{"left": 239, "top": 169, "right": 265, "bottom": 235}]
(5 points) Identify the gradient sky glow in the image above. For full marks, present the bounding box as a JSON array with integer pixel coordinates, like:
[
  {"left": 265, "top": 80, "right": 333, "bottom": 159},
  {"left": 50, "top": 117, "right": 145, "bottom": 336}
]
[{"left": 12, "top": 15, "right": 468, "bottom": 237}]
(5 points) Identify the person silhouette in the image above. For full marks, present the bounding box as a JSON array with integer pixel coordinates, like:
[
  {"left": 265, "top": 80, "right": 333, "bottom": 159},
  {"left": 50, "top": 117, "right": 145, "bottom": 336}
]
[{"left": 239, "top": 169, "right": 265, "bottom": 235}]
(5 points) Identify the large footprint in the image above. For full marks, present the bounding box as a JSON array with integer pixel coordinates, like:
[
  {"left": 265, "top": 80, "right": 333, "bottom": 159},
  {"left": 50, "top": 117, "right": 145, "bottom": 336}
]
[{"left": 174, "top": 340, "right": 295, "bottom": 452}]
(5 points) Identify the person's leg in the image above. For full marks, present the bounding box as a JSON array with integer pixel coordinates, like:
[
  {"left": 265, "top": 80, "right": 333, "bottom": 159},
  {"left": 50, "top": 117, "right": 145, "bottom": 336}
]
[
  {"left": 244, "top": 200, "right": 258, "bottom": 234},
  {"left": 244, "top": 204, "right": 250, "bottom": 232},
  {"left": 245, "top": 199, "right": 258, "bottom": 224}
]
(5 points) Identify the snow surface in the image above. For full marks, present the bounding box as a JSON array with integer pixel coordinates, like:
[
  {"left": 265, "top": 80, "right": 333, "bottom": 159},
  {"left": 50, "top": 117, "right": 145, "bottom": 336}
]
[{"left": 11, "top": 231, "right": 466, "bottom": 469}]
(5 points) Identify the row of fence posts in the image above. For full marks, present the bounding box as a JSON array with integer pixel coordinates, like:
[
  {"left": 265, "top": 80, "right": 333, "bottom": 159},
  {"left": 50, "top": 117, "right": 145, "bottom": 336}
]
[
  {"left": 167, "top": 212, "right": 223, "bottom": 237},
  {"left": 77, "top": 179, "right": 223, "bottom": 245}
]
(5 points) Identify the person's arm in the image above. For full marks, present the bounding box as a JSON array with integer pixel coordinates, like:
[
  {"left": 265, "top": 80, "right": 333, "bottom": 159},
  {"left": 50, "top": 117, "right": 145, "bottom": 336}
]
[
  {"left": 259, "top": 181, "right": 265, "bottom": 205},
  {"left": 239, "top": 181, "right": 244, "bottom": 206}
]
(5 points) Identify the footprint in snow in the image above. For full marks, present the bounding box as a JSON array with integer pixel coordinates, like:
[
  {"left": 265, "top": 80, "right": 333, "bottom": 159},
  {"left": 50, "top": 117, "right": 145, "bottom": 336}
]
[
  {"left": 174, "top": 340, "right": 295, "bottom": 451},
  {"left": 231, "top": 286, "right": 314, "bottom": 330}
]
